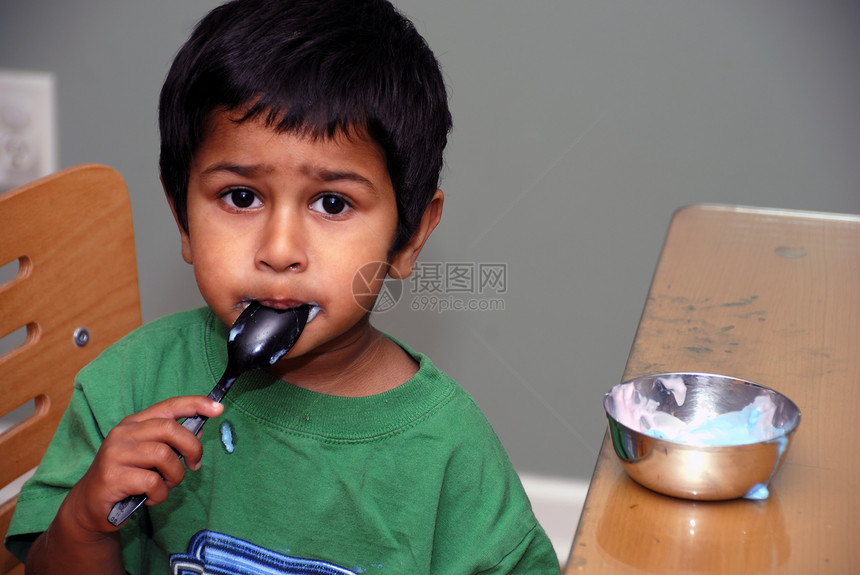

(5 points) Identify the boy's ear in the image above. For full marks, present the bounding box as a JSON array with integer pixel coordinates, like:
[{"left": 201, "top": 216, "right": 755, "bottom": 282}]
[
  {"left": 162, "top": 177, "right": 194, "bottom": 265},
  {"left": 389, "top": 189, "right": 444, "bottom": 280}
]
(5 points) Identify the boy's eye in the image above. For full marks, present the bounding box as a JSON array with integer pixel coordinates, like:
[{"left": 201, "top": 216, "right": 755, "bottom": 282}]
[
  {"left": 310, "top": 194, "right": 351, "bottom": 216},
  {"left": 223, "top": 188, "right": 261, "bottom": 209}
]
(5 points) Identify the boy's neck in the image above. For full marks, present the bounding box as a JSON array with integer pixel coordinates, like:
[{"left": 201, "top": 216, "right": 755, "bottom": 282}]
[{"left": 266, "top": 323, "right": 419, "bottom": 397}]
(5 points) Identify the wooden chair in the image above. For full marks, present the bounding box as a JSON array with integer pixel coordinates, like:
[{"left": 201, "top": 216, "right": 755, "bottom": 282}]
[{"left": 0, "top": 165, "right": 142, "bottom": 573}]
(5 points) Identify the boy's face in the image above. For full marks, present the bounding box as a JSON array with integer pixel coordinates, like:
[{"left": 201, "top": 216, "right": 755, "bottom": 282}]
[{"left": 173, "top": 109, "right": 418, "bottom": 360}]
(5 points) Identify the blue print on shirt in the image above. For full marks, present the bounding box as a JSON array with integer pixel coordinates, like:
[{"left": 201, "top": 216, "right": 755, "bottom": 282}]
[{"left": 170, "top": 530, "right": 357, "bottom": 575}]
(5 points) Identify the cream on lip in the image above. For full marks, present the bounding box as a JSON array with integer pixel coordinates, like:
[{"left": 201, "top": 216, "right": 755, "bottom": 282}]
[
  {"left": 240, "top": 299, "right": 322, "bottom": 322},
  {"left": 305, "top": 304, "right": 322, "bottom": 323}
]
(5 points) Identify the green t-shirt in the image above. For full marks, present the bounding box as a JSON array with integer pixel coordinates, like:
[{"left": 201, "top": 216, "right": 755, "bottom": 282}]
[{"left": 5, "top": 308, "right": 559, "bottom": 573}]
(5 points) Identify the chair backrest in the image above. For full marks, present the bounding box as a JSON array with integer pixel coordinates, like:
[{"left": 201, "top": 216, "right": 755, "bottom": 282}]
[{"left": 0, "top": 165, "right": 142, "bottom": 574}]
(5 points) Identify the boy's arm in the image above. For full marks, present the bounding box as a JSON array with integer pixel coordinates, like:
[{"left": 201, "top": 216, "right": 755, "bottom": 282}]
[
  {"left": 25, "top": 510, "right": 125, "bottom": 575},
  {"left": 20, "top": 396, "right": 223, "bottom": 574}
]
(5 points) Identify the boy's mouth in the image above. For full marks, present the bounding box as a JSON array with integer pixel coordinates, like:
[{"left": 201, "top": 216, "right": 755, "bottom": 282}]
[{"left": 241, "top": 299, "right": 322, "bottom": 323}]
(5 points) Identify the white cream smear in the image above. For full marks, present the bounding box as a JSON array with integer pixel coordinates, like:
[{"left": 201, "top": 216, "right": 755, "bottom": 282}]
[{"left": 306, "top": 304, "right": 322, "bottom": 323}]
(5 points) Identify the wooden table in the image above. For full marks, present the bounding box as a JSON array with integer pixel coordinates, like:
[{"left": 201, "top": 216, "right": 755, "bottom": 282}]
[{"left": 566, "top": 204, "right": 860, "bottom": 574}]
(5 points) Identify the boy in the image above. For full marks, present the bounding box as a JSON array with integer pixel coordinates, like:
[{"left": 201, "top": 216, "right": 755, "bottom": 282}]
[{"left": 5, "top": 0, "right": 560, "bottom": 572}]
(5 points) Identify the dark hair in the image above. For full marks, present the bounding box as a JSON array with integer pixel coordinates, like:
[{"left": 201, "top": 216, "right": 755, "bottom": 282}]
[{"left": 159, "top": 0, "right": 452, "bottom": 254}]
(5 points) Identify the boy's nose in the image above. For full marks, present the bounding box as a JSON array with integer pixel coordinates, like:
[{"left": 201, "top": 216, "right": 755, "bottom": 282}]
[{"left": 255, "top": 211, "right": 308, "bottom": 273}]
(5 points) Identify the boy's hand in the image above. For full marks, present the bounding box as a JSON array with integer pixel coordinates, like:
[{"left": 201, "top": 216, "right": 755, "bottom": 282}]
[
  {"left": 62, "top": 395, "right": 224, "bottom": 535},
  {"left": 25, "top": 396, "right": 223, "bottom": 574}
]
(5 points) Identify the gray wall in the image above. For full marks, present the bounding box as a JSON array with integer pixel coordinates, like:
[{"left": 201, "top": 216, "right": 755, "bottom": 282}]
[{"left": 2, "top": 1, "right": 858, "bottom": 481}]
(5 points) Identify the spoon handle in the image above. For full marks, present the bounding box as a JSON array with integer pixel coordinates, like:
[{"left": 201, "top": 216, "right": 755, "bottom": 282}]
[
  {"left": 106, "top": 372, "right": 237, "bottom": 526},
  {"left": 181, "top": 372, "right": 237, "bottom": 436}
]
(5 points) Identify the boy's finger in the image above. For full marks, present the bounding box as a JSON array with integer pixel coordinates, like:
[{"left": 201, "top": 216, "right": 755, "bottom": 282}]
[
  {"left": 115, "top": 466, "right": 171, "bottom": 506},
  {"left": 126, "top": 418, "right": 206, "bottom": 463},
  {"left": 123, "top": 395, "right": 223, "bottom": 423}
]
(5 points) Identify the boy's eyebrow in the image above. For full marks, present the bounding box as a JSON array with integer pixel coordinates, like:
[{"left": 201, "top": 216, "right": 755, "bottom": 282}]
[
  {"left": 199, "top": 162, "right": 273, "bottom": 179},
  {"left": 310, "top": 167, "right": 378, "bottom": 192},
  {"left": 199, "top": 163, "right": 379, "bottom": 193}
]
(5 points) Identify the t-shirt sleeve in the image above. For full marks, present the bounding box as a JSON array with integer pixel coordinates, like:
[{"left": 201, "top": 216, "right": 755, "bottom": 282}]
[
  {"left": 428, "top": 394, "right": 561, "bottom": 573},
  {"left": 482, "top": 522, "right": 561, "bottom": 574}
]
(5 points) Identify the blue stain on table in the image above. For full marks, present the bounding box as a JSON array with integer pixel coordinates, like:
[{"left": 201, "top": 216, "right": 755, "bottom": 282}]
[{"left": 744, "top": 483, "right": 770, "bottom": 500}]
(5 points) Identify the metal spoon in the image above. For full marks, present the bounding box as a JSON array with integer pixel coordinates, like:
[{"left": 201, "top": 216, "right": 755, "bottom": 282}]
[{"left": 107, "top": 301, "right": 310, "bottom": 526}]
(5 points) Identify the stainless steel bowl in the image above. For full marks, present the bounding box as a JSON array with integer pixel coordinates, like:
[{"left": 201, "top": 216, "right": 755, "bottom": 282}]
[{"left": 604, "top": 372, "right": 801, "bottom": 500}]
